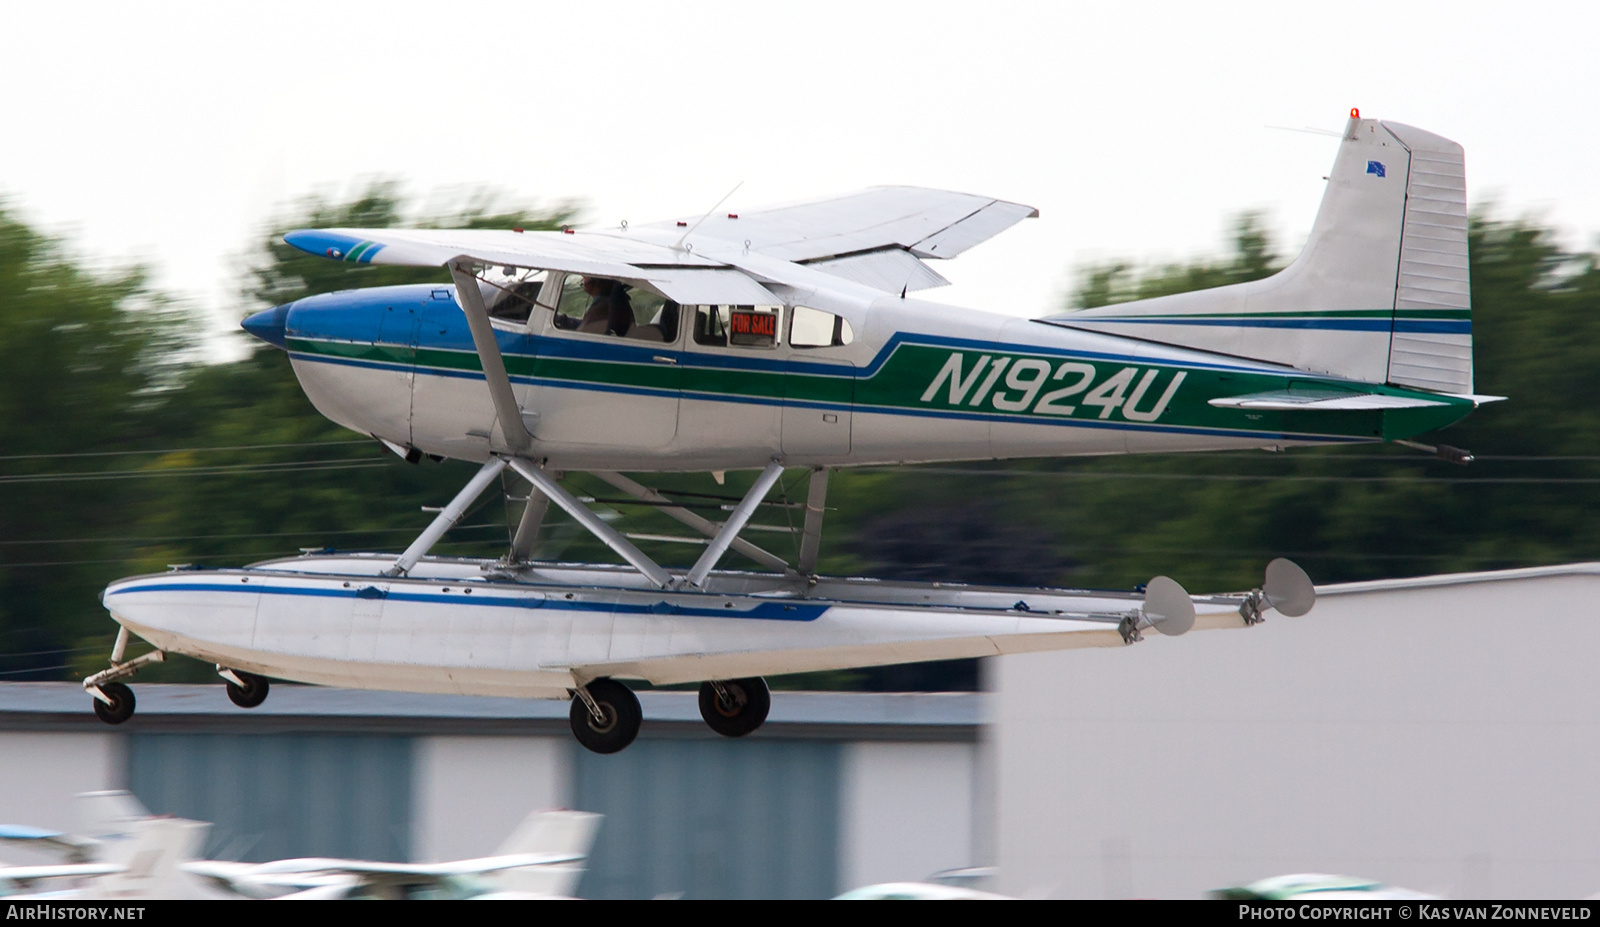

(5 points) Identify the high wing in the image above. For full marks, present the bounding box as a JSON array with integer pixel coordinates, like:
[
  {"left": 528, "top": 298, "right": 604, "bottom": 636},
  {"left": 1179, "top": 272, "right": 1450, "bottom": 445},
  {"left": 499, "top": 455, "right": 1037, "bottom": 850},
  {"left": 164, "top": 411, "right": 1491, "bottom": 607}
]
[
  {"left": 284, "top": 186, "right": 1036, "bottom": 296},
  {"left": 283, "top": 227, "right": 779, "bottom": 306},
  {"left": 641, "top": 185, "right": 1038, "bottom": 261}
]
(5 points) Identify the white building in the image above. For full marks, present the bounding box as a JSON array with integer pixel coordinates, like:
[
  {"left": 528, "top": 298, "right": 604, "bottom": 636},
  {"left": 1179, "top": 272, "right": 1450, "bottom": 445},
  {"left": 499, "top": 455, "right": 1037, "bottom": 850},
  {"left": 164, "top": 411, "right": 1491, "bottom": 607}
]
[{"left": 991, "top": 563, "right": 1600, "bottom": 899}]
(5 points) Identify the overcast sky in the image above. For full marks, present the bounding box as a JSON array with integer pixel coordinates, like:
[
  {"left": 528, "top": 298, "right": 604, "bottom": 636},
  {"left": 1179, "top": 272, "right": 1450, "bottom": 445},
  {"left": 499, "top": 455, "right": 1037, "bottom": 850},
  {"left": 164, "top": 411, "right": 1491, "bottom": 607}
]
[{"left": 4, "top": 1, "right": 1597, "bottom": 353}]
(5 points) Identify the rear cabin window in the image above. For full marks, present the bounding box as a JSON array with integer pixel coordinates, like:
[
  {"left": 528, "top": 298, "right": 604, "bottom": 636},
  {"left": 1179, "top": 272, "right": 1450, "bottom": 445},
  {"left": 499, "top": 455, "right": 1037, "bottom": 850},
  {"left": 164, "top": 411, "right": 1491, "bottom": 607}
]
[
  {"left": 789, "top": 305, "right": 855, "bottom": 348},
  {"left": 692, "top": 305, "right": 782, "bottom": 349}
]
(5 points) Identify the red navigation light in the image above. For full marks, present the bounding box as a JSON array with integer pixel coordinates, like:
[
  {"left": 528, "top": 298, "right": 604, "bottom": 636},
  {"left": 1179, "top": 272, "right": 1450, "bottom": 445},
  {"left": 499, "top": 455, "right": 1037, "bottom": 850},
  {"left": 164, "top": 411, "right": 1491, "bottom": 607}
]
[
  {"left": 676, "top": 221, "right": 688, "bottom": 227},
  {"left": 727, "top": 213, "right": 738, "bottom": 219},
  {"left": 1350, "top": 107, "right": 1360, "bottom": 119},
  {"left": 512, "top": 227, "right": 524, "bottom": 233},
  {"left": 562, "top": 227, "right": 574, "bottom": 235}
]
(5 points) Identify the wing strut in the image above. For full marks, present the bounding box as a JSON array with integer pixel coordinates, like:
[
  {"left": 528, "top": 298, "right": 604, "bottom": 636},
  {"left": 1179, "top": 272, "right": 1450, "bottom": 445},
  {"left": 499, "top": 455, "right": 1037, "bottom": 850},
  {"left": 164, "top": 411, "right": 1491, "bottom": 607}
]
[
  {"left": 591, "top": 471, "right": 789, "bottom": 572},
  {"left": 449, "top": 262, "right": 533, "bottom": 455},
  {"left": 506, "top": 459, "right": 674, "bottom": 589},
  {"left": 683, "top": 461, "right": 786, "bottom": 589}
]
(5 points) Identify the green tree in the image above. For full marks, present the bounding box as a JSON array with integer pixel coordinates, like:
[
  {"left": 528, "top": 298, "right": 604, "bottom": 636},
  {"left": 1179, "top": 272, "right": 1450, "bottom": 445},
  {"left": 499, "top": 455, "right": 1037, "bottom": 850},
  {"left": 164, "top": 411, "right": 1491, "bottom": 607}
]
[
  {"left": 33, "top": 185, "right": 578, "bottom": 682},
  {"left": 0, "top": 205, "right": 187, "bottom": 678}
]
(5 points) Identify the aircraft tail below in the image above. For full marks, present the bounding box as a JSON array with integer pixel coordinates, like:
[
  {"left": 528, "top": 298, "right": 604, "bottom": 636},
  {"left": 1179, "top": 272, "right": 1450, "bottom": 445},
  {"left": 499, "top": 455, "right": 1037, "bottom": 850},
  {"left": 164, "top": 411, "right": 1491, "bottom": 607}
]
[
  {"left": 1050, "top": 113, "right": 1473, "bottom": 394},
  {"left": 485, "top": 810, "right": 602, "bottom": 898}
]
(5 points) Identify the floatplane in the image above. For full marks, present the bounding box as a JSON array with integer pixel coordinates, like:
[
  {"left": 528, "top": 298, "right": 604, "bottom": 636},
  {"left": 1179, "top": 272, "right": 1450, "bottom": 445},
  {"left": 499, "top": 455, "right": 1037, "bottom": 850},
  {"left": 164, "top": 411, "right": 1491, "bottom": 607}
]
[{"left": 85, "top": 112, "right": 1491, "bottom": 753}]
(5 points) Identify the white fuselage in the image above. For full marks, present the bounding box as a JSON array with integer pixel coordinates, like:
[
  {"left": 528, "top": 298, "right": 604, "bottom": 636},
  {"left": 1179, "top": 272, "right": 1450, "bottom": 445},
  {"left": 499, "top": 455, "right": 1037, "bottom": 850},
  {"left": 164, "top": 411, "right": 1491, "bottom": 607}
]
[{"left": 282, "top": 285, "right": 1369, "bottom": 475}]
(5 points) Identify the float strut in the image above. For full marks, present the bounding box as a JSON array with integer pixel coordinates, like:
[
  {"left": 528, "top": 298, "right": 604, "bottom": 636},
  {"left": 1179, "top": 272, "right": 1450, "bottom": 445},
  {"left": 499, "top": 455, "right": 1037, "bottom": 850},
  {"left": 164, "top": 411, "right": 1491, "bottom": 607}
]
[
  {"left": 591, "top": 470, "right": 788, "bottom": 571},
  {"left": 387, "top": 458, "right": 508, "bottom": 576},
  {"left": 508, "top": 478, "right": 552, "bottom": 562},
  {"left": 796, "top": 467, "right": 830, "bottom": 576},
  {"left": 683, "top": 461, "right": 786, "bottom": 589},
  {"left": 507, "top": 459, "right": 674, "bottom": 589}
]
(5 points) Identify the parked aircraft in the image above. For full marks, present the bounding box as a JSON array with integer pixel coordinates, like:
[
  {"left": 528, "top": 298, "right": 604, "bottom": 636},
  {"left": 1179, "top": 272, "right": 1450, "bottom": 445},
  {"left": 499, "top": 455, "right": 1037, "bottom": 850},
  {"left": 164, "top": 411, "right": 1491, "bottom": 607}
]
[
  {"left": 184, "top": 809, "right": 600, "bottom": 900},
  {"left": 1215, "top": 872, "right": 1440, "bottom": 901},
  {"left": 0, "top": 793, "right": 214, "bottom": 899},
  {"left": 86, "top": 112, "right": 1484, "bottom": 753}
]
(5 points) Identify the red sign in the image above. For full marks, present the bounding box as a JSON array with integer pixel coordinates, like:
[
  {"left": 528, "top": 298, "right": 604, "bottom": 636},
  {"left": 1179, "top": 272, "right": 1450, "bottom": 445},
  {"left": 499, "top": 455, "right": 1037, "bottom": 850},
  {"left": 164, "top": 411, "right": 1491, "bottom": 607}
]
[{"left": 729, "top": 309, "right": 777, "bottom": 346}]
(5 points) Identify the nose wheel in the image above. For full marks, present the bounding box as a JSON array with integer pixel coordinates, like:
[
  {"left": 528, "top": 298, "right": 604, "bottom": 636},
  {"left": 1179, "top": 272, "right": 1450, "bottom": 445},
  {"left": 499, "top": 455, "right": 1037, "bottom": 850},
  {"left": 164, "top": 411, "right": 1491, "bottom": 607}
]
[
  {"left": 220, "top": 668, "right": 270, "bottom": 708},
  {"left": 91, "top": 682, "right": 136, "bottom": 725},
  {"left": 698, "top": 676, "right": 770, "bottom": 738},
  {"left": 569, "top": 678, "right": 642, "bottom": 754}
]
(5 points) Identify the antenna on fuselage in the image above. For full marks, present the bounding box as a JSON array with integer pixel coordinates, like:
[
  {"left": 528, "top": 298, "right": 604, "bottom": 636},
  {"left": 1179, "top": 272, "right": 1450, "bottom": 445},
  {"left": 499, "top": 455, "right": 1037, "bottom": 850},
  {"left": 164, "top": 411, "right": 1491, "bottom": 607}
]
[{"left": 673, "top": 181, "right": 744, "bottom": 252}]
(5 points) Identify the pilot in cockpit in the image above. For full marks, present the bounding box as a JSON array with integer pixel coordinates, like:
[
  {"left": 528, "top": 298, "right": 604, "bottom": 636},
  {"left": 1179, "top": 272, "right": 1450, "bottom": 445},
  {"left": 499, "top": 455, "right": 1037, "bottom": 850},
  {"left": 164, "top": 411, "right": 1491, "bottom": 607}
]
[{"left": 578, "top": 277, "right": 633, "bottom": 337}]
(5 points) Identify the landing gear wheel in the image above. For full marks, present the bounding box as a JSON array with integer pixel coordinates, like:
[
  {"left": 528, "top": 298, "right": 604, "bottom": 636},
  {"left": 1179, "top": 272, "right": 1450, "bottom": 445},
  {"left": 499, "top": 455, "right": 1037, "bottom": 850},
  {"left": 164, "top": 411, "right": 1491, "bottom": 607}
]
[
  {"left": 698, "top": 676, "right": 771, "bottom": 738},
  {"left": 92, "top": 683, "right": 136, "bottom": 725},
  {"left": 569, "top": 678, "right": 642, "bottom": 755},
  {"left": 225, "top": 672, "right": 270, "bottom": 709}
]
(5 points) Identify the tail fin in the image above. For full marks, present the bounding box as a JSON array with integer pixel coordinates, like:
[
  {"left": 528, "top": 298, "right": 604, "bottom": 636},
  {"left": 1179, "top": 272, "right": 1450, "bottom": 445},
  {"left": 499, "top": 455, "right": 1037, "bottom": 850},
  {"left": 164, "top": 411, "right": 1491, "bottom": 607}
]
[
  {"left": 1054, "top": 114, "right": 1472, "bottom": 394},
  {"left": 74, "top": 791, "right": 219, "bottom": 900},
  {"left": 486, "top": 810, "right": 601, "bottom": 898}
]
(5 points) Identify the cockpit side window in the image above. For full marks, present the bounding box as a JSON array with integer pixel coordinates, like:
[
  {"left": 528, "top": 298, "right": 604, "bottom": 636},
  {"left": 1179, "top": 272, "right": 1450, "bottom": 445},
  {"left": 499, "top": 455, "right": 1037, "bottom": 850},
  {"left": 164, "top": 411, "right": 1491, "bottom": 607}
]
[
  {"left": 548, "top": 276, "right": 680, "bottom": 343},
  {"left": 692, "top": 305, "right": 782, "bottom": 349}
]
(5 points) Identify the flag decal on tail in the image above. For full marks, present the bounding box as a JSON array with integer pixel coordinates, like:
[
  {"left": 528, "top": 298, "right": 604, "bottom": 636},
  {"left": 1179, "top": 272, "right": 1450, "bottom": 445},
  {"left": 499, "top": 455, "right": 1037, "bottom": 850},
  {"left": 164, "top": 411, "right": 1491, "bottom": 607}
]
[{"left": 1366, "top": 160, "right": 1386, "bottom": 177}]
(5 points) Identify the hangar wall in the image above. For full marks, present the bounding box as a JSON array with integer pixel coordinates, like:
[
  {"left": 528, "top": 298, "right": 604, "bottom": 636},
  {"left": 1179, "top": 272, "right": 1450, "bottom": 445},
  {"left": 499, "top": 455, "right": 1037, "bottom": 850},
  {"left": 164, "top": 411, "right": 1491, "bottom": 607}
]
[
  {"left": 991, "top": 564, "right": 1600, "bottom": 899},
  {"left": 0, "top": 687, "right": 981, "bottom": 899}
]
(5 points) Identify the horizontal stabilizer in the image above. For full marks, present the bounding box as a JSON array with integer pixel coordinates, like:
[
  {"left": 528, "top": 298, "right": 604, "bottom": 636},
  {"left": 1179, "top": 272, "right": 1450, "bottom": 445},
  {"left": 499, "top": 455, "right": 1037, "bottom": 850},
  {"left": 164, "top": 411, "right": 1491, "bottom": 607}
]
[{"left": 1209, "top": 390, "right": 1449, "bottom": 411}]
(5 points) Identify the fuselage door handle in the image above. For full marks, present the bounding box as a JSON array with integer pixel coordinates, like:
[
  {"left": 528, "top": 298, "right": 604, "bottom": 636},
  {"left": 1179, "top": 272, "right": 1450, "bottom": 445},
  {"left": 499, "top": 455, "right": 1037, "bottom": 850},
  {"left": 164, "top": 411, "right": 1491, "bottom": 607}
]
[{"left": 653, "top": 355, "right": 678, "bottom": 364}]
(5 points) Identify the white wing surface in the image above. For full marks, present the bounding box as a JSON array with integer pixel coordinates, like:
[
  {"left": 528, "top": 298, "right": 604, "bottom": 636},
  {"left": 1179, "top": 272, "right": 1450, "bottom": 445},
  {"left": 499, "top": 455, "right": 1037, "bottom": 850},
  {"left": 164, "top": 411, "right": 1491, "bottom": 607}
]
[
  {"left": 641, "top": 185, "right": 1037, "bottom": 262},
  {"left": 283, "top": 186, "right": 1035, "bottom": 297}
]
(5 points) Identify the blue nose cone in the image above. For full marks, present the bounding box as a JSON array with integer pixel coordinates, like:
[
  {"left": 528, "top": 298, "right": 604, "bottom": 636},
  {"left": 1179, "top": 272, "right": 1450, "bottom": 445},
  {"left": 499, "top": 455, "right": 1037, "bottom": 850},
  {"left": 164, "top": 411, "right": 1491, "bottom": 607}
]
[{"left": 241, "top": 304, "right": 291, "bottom": 349}]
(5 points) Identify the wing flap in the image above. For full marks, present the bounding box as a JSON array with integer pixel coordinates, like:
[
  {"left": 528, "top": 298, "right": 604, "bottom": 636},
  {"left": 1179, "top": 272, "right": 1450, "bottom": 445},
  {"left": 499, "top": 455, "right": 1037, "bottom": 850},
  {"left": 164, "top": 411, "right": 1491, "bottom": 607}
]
[
  {"left": 803, "top": 248, "right": 951, "bottom": 293},
  {"left": 640, "top": 268, "right": 781, "bottom": 305},
  {"left": 643, "top": 186, "right": 1037, "bottom": 263}
]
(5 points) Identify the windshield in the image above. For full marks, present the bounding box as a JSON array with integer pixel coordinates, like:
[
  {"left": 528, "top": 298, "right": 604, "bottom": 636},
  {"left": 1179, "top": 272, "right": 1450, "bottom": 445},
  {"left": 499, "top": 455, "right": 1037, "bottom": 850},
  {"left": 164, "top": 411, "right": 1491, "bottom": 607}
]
[{"left": 482, "top": 270, "right": 550, "bottom": 323}]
